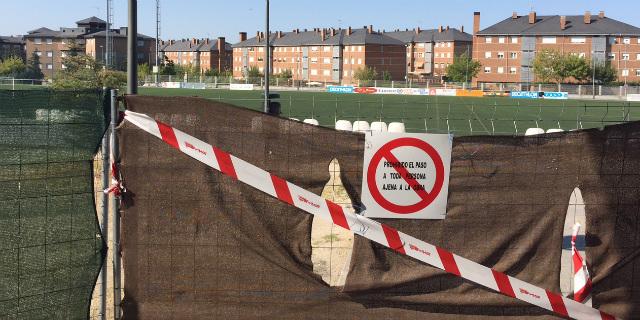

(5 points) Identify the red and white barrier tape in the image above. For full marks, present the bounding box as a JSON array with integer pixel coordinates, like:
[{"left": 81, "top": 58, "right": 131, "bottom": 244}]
[
  {"left": 572, "top": 224, "right": 593, "bottom": 303},
  {"left": 104, "top": 131, "right": 125, "bottom": 196},
  {"left": 123, "top": 110, "right": 618, "bottom": 320}
]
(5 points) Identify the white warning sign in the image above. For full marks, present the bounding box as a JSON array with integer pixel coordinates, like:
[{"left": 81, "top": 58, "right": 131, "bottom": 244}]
[{"left": 361, "top": 133, "right": 452, "bottom": 219}]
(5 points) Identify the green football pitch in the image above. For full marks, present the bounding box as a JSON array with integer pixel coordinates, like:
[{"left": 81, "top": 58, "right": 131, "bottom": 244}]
[{"left": 140, "top": 87, "right": 640, "bottom": 136}]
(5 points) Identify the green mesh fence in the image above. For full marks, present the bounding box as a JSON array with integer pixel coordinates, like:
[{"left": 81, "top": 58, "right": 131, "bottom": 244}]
[{"left": 0, "top": 89, "right": 108, "bottom": 319}]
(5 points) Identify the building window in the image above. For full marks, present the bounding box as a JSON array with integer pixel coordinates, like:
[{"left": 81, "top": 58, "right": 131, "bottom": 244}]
[
  {"left": 498, "top": 37, "right": 505, "bottom": 44},
  {"left": 249, "top": 57, "right": 254, "bottom": 62},
  {"left": 137, "top": 40, "right": 144, "bottom": 46},
  {"left": 497, "top": 67, "right": 504, "bottom": 74},
  {"left": 46, "top": 51, "right": 53, "bottom": 57},
  {"left": 608, "top": 53, "right": 615, "bottom": 60},
  {"left": 258, "top": 47, "right": 264, "bottom": 52},
  {"left": 622, "top": 53, "right": 630, "bottom": 60},
  {"left": 636, "top": 69, "right": 640, "bottom": 76},
  {"left": 358, "top": 46, "right": 363, "bottom": 52},
  {"left": 137, "top": 53, "right": 144, "bottom": 59},
  {"left": 323, "top": 58, "right": 330, "bottom": 64},
  {"left": 351, "top": 58, "right": 354, "bottom": 64},
  {"left": 484, "top": 52, "right": 491, "bottom": 58},
  {"left": 311, "top": 57, "right": 318, "bottom": 63},
  {"left": 311, "top": 69, "right": 318, "bottom": 75},
  {"left": 46, "top": 38, "right": 53, "bottom": 44},
  {"left": 637, "top": 53, "right": 640, "bottom": 60},
  {"left": 447, "top": 42, "right": 451, "bottom": 47},
  {"left": 511, "top": 37, "right": 518, "bottom": 44},
  {"left": 510, "top": 52, "right": 518, "bottom": 59},
  {"left": 46, "top": 64, "right": 53, "bottom": 70},
  {"left": 579, "top": 52, "right": 586, "bottom": 58},
  {"left": 497, "top": 52, "right": 505, "bottom": 59},
  {"left": 484, "top": 67, "right": 491, "bottom": 73},
  {"left": 323, "top": 70, "right": 330, "bottom": 76},
  {"left": 622, "top": 69, "right": 629, "bottom": 76},
  {"left": 350, "top": 46, "right": 355, "bottom": 52},
  {"left": 323, "top": 46, "right": 330, "bottom": 52},
  {"left": 357, "top": 58, "right": 362, "bottom": 64},
  {"left": 446, "top": 53, "right": 451, "bottom": 58},
  {"left": 35, "top": 51, "right": 42, "bottom": 56},
  {"left": 485, "top": 37, "right": 492, "bottom": 43},
  {"left": 34, "top": 38, "right": 42, "bottom": 44},
  {"left": 571, "top": 37, "right": 586, "bottom": 43},
  {"left": 542, "top": 37, "right": 557, "bottom": 44},
  {"left": 311, "top": 46, "right": 318, "bottom": 52},
  {"left": 623, "top": 38, "right": 631, "bottom": 44},
  {"left": 509, "top": 67, "right": 517, "bottom": 74}
]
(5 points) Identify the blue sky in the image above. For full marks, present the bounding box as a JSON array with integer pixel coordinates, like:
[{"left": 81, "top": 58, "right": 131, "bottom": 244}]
[{"left": 2, "top": 0, "right": 638, "bottom": 42}]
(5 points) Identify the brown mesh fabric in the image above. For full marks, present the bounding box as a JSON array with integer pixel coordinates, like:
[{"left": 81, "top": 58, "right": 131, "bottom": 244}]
[{"left": 119, "top": 95, "right": 639, "bottom": 319}]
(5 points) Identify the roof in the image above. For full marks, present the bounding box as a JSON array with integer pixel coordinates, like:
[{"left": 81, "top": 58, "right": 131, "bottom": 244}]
[
  {"left": 76, "top": 16, "right": 107, "bottom": 25},
  {"left": 162, "top": 39, "right": 232, "bottom": 52},
  {"left": 233, "top": 28, "right": 406, "bottom": 48},
  {"left": 477, "top": 14, "right": 640, "bottom": 36},
  {"left": 0, "top": 36, "right": 25, "bottom": 44},
  {"left": 86, "top": 30, "right": 154, "bottom": 40},
  {"left": 386, "top": 28, "right": 472, "bottom": 43}
]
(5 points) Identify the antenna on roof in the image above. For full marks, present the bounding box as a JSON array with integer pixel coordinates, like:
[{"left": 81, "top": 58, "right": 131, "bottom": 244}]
[
  {"left": 106, "top": 0, "right": 113, "bottom": 69},
  {"left": 529, "top": 0, "right": 534, "bottom": 12}
]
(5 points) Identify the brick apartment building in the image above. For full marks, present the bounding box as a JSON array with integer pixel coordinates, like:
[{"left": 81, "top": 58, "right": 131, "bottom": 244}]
[
  {"left": 473, "top": 11, "right": 640, "bottom": 84},
  {"left": 0, "top": 36, "right": 26, "bottom": 62},
  {"left": 23, "top": 16, "right": 155, "bottom": 78},
  {"left": 160, "top": 37, "right": 232, "bottom": 73},
  {"left": 232, "top": 26, "right": 407, "bottom": 83},
  {"left": 386, "top": 26, "right": 472, "bottom": 80}
]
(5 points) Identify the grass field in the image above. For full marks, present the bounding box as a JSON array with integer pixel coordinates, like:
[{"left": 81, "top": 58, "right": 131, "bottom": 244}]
[{"left": 139, "top": 87, "right": 640, "bottom": 136}]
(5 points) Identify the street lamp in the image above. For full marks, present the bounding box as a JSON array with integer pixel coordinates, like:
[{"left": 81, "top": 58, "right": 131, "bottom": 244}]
[
  {"left": 100, "top": 45, "right": 105, "bottom": 65},
  {"left": 264, "top": 0, "right": 270, "bottom": 113}
]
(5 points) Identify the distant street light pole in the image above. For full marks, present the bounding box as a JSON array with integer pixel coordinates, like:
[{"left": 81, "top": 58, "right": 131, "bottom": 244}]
[
  {"left": 264, "top": 0, "right": 270, "bottom": 113},
  {"left": 592, "top": 51, "right": 595, "bottom": 100}
]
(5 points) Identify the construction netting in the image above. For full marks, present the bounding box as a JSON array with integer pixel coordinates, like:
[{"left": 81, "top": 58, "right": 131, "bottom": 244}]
[
  {"left": 0, "top": 90, "right": 108, "bottom": 318},
  {"left": 120, "top": 95, "right": 639, "bottom": 319}
]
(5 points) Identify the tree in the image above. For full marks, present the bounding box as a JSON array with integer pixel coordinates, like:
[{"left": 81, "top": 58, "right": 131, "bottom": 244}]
[
  {"left": 276, "top": 69, "right": 292, "bottom": 79},
  {"left": 533, "top": 50, "right": 591, "bottom": 84},
  {"left": 590, "top": 62, "right": 617, "bottom": 84},
  {"left": 445, "top": 52, "right": 481, "bottom": 83},
  {"left": 138, "top": 63, "right": 150, "bottom": 79},
  {"left": 532, "top": 50, "right": 564, "bottom": 84},
  {"left": 52, "top": 54, "right": 126, "bottom": 89},
  {"left": 563, "top": 54, "right": 590, "bottom": 82},
  {"left": 65, "top": 39, "right": 84, "bottom": 57},
  {"left": 160, "top": 56, "right": 176, "bottom": 75},
  {"left": 353, "top": 66, "right": 378, "bottom": 81},
  {"left": 0, "top": 56, "right": 26, "bottom": 77},
  {"left": 381, "top": 70, "right": 392, "bottom": 81},
  {"left": 245, "top": 66, "right": 262, "bottom": 78},
  {"left": 23, "top": 52, "right": 44, "bottom": 80}
]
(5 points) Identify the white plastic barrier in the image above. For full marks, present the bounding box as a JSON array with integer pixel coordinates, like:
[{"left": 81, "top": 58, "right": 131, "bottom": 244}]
[
  {"left": 352, "top": 121, "right": 370, "bottom": 133},
  {"left": 335, "top": 120, "right": 353, "bottom": 131},
  {"left": 525, "top": 128, "right": 545, "bottom": 136},
  {"left": 303, "top": 119, "right": 319, "bottom": 126},
  {"left": 289, "top": 118, "right": 300, "bottom": 121},
  {"left": 546, "top": 129, "right": 564, "bottom": 134},
  {"left": 388, "top": 122, "right": 406, "bottom": 133},
  {"left": 370, "top": 121, "right": 388, "bottom": 132}
]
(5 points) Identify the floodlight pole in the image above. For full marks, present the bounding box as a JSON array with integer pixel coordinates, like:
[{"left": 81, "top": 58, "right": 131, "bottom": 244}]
[
  {"left": 264, "top": 0, "right": 270, "bottom": 112},
  {"left": 127, "top": 0, "right": 138, "bottom": 94}
]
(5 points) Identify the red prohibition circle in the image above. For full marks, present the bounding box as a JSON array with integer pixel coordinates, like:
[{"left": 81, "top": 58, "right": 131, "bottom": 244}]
[{"left": 367, "top": 137, "right": 445, "bottom": 214}]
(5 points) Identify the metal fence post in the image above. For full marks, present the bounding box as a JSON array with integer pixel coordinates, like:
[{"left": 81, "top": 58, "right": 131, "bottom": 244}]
[
  {"left": 110, "top": 89, "right": 122, "bottom": 320},
  {"left": 99, "top": 100, "right": 110, "bottom": 320}
]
